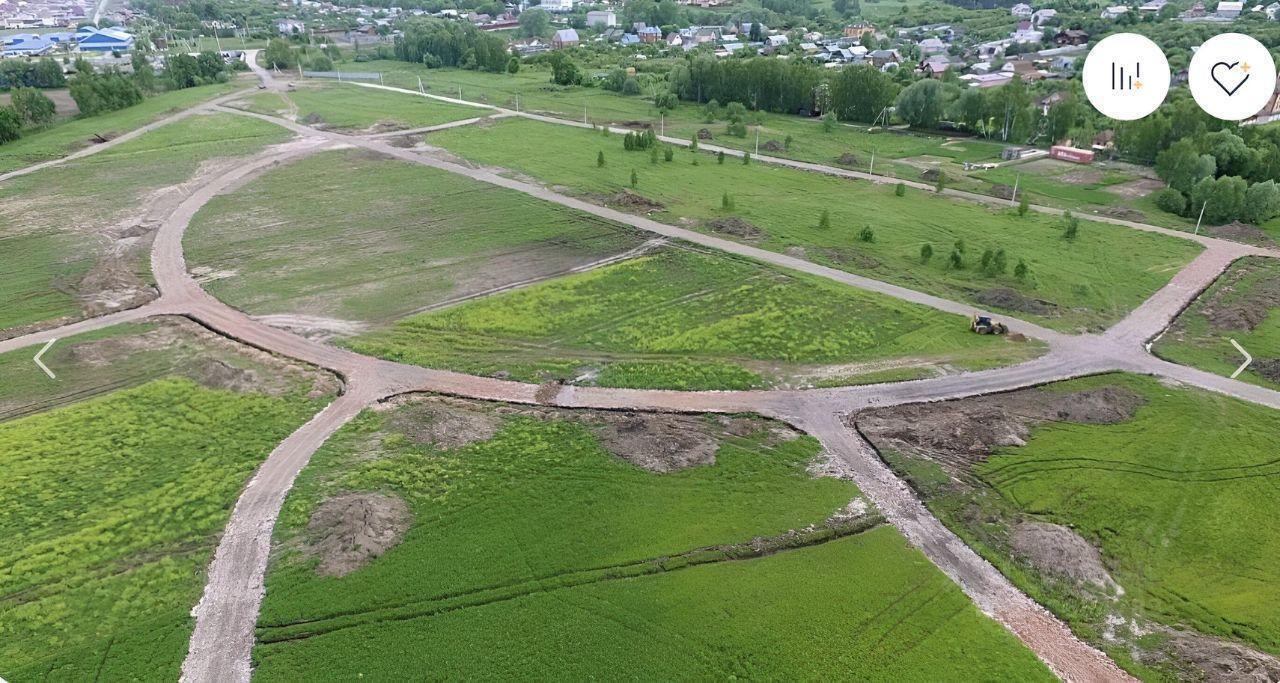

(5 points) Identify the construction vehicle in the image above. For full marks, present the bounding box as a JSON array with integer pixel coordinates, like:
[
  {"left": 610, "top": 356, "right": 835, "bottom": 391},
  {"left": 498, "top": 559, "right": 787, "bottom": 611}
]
[{"left": 970, "top": 314, "right": 1009, "bottom": 335}]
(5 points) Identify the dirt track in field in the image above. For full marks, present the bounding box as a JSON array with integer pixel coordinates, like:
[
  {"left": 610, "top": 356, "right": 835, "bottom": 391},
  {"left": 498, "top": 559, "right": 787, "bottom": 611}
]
[{"left": 6, "top": 53, "right": 1280, "bottom": 682}]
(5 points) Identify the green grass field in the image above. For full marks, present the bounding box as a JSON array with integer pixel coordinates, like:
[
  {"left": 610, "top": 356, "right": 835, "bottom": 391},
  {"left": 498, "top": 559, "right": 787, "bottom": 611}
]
[
  {"left": 877, "top": 373, "right": 1280, "bottom": 674},
  {"left": 348, "top": 247, "right": 1042, "bottom": 390},
  {"left": 425, "top": 117, "right": 1202, "bottom": 332},
  {"left": 0, "top": 374, "right": 332, "bottom": 679},
  {"left": 231, "top": 81, "right": 485, "bottom": 132},
  {"left": 251, "top": 400, "right": 1052, "bottom": 679},
  {"left": 1154, "top": 257, "right": 1280, "bottom": 390},
  {"left": 0, "top": 82, "right": 243, "bottom": 173},
  {"left": 186, "top": 148, "right": 646, "bottom": 327},
  {"left": 0, "top": 112, "right": 292, "bottom": 334}
]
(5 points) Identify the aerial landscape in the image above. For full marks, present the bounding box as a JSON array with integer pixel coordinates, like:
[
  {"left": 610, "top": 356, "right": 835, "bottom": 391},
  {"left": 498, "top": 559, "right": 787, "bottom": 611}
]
[{"left": 2, "top": 0, "right": 1280, "bottom": 678}]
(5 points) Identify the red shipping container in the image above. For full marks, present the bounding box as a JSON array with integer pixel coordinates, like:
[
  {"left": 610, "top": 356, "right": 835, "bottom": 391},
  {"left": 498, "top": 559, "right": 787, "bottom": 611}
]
[{"left": 1049, "top": 145, "right": 1095, "bottom": 164}]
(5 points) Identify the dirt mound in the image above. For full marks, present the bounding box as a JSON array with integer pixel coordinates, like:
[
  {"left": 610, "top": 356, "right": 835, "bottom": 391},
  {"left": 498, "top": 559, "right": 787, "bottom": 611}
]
[
  {"left": 975, "top": 287, "right": 1058, "bottom": 317},
  {"left": 534, "top": 381, "right": 561, "bottom": 404},
  {"left": 836, "top": 152, "right": 860, "bottom": 166},
  {"left": 595, "top": 413, "right": 720, "bottom": 472},
  {"left": 306, "top": 492, "right": 411, "bottom": 577},
  {"left": 1254, "top": 358, "right": 1280, "bottom": 382},
  {"left": 855, "top": 384, "right": 1145, "bottom": 473},
  {"left": 697, "top": 128, "right": 713, "bottom": 140},
  {"left": 185, "top": 359, "right": 260, "bottom": 393},
  {"left": 1100, "top": 206, "right": 1146, "bottom": 221},
  {"left": 762, "top": 139, "right": 784, "bottom": 152},
  {"left": 1199, "top": 261, "right": 1280, "bottom": 332},
  {"left": 1207, "top": 222, "right": 1277, "bottom": 247},
  {"left": 706, "top": 216, "right": 763, "bottom": 240},
  {"left": 989, "top": 183, "right": 1015, "bottom": 200},
  {"left": 388, "top": 401, "right": 500, "bottom": 449},
  {"left": 1141, "top": 629, "right": 1280, "bottom": 682},
  {"left": 1010, "top": 521, "right": 1117, "bottom": 590},
  {"left": 300, "top": 112, "right": 326, "bottom": 127},
  {"left": 821, "top": 247, "right": 881, "bottom": 270},
  {"left": 920, "top": 168, "right": 943, "bottom": 181},
  {"left": 610, "top": 190, "right": 664, "bottom": 212}
]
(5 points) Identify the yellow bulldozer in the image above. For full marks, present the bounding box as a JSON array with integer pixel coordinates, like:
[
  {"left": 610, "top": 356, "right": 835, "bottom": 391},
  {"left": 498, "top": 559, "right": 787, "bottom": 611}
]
[{"left": 970, "top": 314, "right": 1009, "bottom": 335}]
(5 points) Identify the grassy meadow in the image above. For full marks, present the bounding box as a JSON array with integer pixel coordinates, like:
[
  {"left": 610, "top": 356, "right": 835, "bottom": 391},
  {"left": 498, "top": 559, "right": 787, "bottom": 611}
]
[
  {"left": 426, "top": 117, "right": 1202, "bottom": 332},
  {"left": 347, "top": 247, "right": 1042, "bottom": 390},
  {"left": 0, "top": 82, "right": 243, "bottom": 173},
  {"left": 0, "top": 112, "right": 292, "bottom": 334},
  {"left": 0, "top": 377, "right": 332, "bottom": 679},
  {"left": 1154, "top": 257, "right": 1280, "bottom": 391},
  {"left": 232, "top": 81, "right": 485, "bottom": 131},
  {"left": 880, "top": 373, "right": 1280, "bottom": 674},
  {"left": 252, "top": 401, "right": 1052, "bottom": 679},
  {"left": 185, "top": 148, "right": 645, "bottom": 327}
]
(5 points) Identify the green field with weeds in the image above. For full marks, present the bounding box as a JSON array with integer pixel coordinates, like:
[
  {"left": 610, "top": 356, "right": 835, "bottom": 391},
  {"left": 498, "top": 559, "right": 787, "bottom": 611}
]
[
  {"left": 348, "top": 247, "right": 1042, "bottom": 390},
  {"left": 186, "top": 148, "right": 645, "bottom": 328},
  {"left": 0, "top": 376, "right": 332, "bottom": 679},
  {"left": 232, "top": 81, "right": 484, "bottom": 131},
  {"left": 0, "top": 112, "right": 292, "bottom": 334},
  {"left": 0, "top": 82, "right": 243, "bottom": 173},
  {"left": 868, "top": 373, "right": 1280, "bottom": 677},
  {"left": 426, "top": 117, "right": 1201, "bottom": 332},
  {"left": 252, "top": 399, "right": 1051, "bottom": 679},
  {"left": 1154, "top": 257, "right": 1280, "bottom": 391}
]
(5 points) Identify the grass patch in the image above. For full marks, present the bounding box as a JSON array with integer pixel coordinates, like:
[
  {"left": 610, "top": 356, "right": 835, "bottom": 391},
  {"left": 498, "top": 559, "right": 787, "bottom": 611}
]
[
  {"left": 0, "top": 112, "right": 292, "bottom": 333},
  {"left": 0, "top": 377, "right": 331, "bottom": 679},
  {"left": 425, "top": 116, "right": 1201, "bottom": 332},
  {"left": 346, "top": 247, "right": 1042, "bottom": 390},
  {"left": 0, "top": 82, "right": 243, "bottom": 173},
  {"left": 1154, "top": 256, "right": 1280, "bottom": 391},
  {"left": 232, "top": 81, "right": 484, "bottom": 132},
  {"left": 186, "top": 148, "right": 645, "bottom": 327},
  {"left": 252, "top": 401, "right": 1051, "bottom": 679}
]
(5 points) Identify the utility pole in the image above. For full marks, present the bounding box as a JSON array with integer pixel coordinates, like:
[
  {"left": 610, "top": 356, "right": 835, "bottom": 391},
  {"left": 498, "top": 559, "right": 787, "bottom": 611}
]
[
  {"left": 1194, "top": 201, "right": 1207, "bottom": 235},
  {"left": 1011, "top": 172, "right": 1021, "bottom": 205},
  {"left": 583, "top": 103, "right": 588, "bottom": 124},
  {"left": 868, "top": 149, "right": 875, "bottom": 175},
  {"left": 418, "top": 75, "right": 423, "bottom": 94},
  {"left": 660, "top": 113, "right": 664, "bottom": 136},
  {"left": 754, "top": 126, "right": 759, "bottom": 155}
]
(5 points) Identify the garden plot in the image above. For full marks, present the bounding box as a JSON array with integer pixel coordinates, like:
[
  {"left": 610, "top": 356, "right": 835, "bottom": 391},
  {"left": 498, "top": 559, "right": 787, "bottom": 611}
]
[{"left": 250, "top": 395, "right": 1052, "bottom": 680}]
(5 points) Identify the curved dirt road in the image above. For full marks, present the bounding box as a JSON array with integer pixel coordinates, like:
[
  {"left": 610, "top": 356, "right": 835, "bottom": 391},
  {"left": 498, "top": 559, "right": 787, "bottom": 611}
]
[{"left": 7, "top": 60, "right": 1280, "bottom": 682}]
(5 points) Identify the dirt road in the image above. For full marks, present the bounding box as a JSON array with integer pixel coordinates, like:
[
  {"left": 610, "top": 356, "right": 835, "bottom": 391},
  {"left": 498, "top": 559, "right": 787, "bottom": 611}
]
[{"left": 6, "top": 62, "right": 1280, "bottom": 682}]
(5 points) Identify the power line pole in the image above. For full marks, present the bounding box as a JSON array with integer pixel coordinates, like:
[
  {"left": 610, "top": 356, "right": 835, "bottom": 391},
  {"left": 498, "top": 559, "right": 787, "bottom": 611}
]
[
  {"left": 868, "top": 149, "right": 875, "bottom": 175},
  {"left": 1011, "top": 172, "right": 1021, "bottom": 205},
  {"left": 1194, "top": 201, "right": 1207, "bottom": 235},
  {"left": 754, "top": 126, "right": 759, "bottom": 155}
]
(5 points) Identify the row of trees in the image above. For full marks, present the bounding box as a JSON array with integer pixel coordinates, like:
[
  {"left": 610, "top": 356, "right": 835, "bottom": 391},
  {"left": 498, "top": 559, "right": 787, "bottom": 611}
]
[
  {"left": 393, "top": 18, "right": 510, "bottom": 72},
  {"left": 667, "top": 56, "right": 826, "bottom": 115},
  {"left": 0, "top": 59, "right": 67, "bottom": 90},
  {"left": 1149, "top": 121, "right": 1280, "bottom": 224}
]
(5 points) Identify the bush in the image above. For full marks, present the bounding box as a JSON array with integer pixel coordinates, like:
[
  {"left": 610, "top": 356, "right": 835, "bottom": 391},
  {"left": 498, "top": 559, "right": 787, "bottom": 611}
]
[
  {"left": 1062, "top": 211, "right": 1079, "bottom": 240},
  {"left": 10, "top": 88, "right": 55, "bottom": 126},
  {"left": 663, "top": 146, "right": 674, "bottom": 162},
  {"left": 818, "top": 209, "right": 831, "bottom": 229},
  {"left": 1154, "top": 187, "right": 1187, "bottom": 216},
  {"left": 722, "top": 192, "right": 734, "bottom": 210},
  {"left": 0, "top": 106, "right": 21, "bottom": 143},
  {"left": 621, "top": 77, "right": 642, "bottom": 96},
  {"left": 858, "top": 226, "right": 875, "bottom": 242},
  {"left": 920, "top": 243, "right": 933, "bottom": 262},
  {"left": 1244, "top": 180, "right": 1280, "bottom": 224},
  {"left": 895, "top": 183, "right": 905, "bottom": 197}
]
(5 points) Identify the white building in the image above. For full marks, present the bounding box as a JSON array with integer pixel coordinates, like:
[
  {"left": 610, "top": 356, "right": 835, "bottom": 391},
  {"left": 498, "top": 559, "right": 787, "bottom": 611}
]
[
  {"left": 1217, "top": 0, "right": 1244, "bottom": 16},
  {"left": 585, "top": 9, "right": 616, "bottom": 26},
  {"left": 540, "top": 0, "right": 574, "bottom": 12},
  {"left": 1011, "top": 3, "right": 1034, "bottom": 17},
  {"left": 1101, "top": 5, "right": 1130, "bottom": 18}
]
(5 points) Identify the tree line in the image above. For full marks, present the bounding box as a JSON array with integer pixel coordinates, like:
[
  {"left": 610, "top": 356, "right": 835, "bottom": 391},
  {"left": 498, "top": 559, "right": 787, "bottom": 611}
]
[{"left": 392, "top": 18, "right": 510, "bottom": 72}]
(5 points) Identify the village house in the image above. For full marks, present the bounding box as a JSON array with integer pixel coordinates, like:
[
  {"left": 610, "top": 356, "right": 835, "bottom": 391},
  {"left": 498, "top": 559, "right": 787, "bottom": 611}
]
[
  {"left": 918, "top": 36, "right": 946, "bottom": 55},
  {"left": 551, "top": 27, "right": 579, "bottom": 48},
  {"left": 1011, "top": 2, "right": 1033, "bottom": 17},
  {"left": 585, "top": 9, "right": 615, "bottom": 27},
  {"left": 1054, "top": 29, "right": 1088, "bottom": 45},
  {"left": 1100, "top": 5, "right": 1130, "bottom": 18},
  {"left": 842, "top": 22, "right": 875, "bottom": 39}
]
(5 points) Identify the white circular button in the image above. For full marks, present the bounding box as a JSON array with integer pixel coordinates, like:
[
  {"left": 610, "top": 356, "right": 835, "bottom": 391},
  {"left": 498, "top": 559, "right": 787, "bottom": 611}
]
[
  {"left": 1188, "top": 33, "right": 1277, "bottom": 121},
  {"left": 1082, "top": 33, "right": 1171, "bottom": 121}
]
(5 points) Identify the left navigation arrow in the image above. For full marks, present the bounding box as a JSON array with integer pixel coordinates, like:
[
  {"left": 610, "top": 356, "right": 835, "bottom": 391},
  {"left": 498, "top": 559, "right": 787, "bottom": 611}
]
[{"left": 33, "top": 338, "right": 57, "bottom": 379}]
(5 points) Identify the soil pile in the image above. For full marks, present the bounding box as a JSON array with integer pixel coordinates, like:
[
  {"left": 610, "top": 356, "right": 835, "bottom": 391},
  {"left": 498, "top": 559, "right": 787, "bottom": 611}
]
[
  {"left": 836, "top": 152, "right": 860, "bottom": 166},
  {"left": 1010, "top": 521, "right": 1118, "bottom": 590},
  {"left": 388, "top": 400, "right": 500, "bottom": 449},
  {"left": 610, "top": 190, "right": 664, "bottom": 212},
  {"left": 762, "top": 140, "right": 784, "bottom": 152},
  {"left": 1143, "top": 630, "right": 1280, "bottom": 682},
  {"left": 1200, "top": 262, "right": 1280, "bottom": 332},
  {"left": 306, "top": 492, "right": 412, "bottom": 577},
  {"left": 1207, "top": 222, "right": 1277, "bottom": 248},
  {"left": 856, "top": 385, "right": 1145, "bottom": 474},
  {"left": 705, "top": 216, "right": 763, "bottom": 240},
  {"left": 989, "top": 184, "right": 1015, "bottom": 200},
  {"left": 975, "top": 287, "right": 1058, "bottom": 317},
  {"left": 1253, "top": 358, "right": 1280, "bottom": 383},
  {"left": 595, "top": 414, "right": 720, "bottom": 472},
  {"left": 697, "top": 128, "right": 713, "bottom": 140}
]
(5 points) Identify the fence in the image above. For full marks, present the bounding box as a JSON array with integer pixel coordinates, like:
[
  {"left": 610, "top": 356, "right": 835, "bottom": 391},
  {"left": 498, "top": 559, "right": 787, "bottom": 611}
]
[{"left": 300, "top": 70, "right": 383, "bottom": 83}]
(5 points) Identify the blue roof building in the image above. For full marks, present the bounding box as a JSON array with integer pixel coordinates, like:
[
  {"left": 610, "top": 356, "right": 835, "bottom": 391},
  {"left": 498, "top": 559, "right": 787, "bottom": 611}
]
[
  {"left": 75, "top": 27, "right": 135, "bottom": 52},
  {"left": 1, "top": 34, "right": 58, "bottom": 56}
]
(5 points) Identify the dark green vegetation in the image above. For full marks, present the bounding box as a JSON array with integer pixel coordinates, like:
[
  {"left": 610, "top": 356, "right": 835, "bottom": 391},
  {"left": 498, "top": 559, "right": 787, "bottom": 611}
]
[
  {"left": 1154, "top": 257, "right": 1280, "bottom": 391},
  {"left": 427, "top": 117, "right": 1202, "bottom": 332},
  {"left": 232, "top": 82, "right": 484, "bottom": 132},
  {"left": 0, "top": 323, "right": 335, "bottom": 679},
  {"left": 349, "top": 247, "right": 1041, "bottom": 390},
  {"left": 0, "top": 111, "right": 291, "bottom": 334},
  {"left": 0, "top": 82, "right": 239, "bottom": 172},
  {"left": 864, "top": 374, "right": 1280, "bottom": 678},
  {"left": 253, "top": 399, "right": 1052, "bottom": 679},
  {"left": 185, "top": 148, "right": 645, "bottom": 328}
]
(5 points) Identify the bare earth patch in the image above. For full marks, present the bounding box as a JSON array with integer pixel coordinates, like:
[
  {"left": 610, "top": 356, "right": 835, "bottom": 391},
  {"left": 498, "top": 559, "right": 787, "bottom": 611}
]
[
  {"left": 1104, "top": 177, "right": 1163, "bottom": 199},
  {"left": 1196, "top": 262, "right": 1280, "bottom": 332},
  {"left": 1205, "top": 222, "right": 1277, "bottom": 248},
  {"left": 704, "top": 216, "right": 764, "bottom": 241},
  {"left": 593, "top": 413, "right": 721, "bottom": 473},
  {"left": 305, "top": 492, "right": 412, "bottom": 577},
  {"left": 384, "top": 397, "right": 501, "bottom": 449},
  {"left": 975, "top": 287, "right": 1059, "bottom": 317},
  {"left": 1009, "top": 521, "right": 1119, "bottom": 592}
]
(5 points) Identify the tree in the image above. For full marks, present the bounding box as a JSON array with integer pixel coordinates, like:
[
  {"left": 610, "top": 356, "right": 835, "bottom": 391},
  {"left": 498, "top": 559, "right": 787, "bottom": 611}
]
[
  {"left": 517, "top": 8, "right": 550, "bottom": 37},
  {"left": 548, "top": 53, "right": 581, "bottom": 86},
  {"left": 818, "top": 209, "right": 831, "bottom": 229},
  {"left": 689, "top": 136, "right": 698, "bottom": 152},
  {"left": 895, "top": 79, "right": 948, "bottom": 129},
  {"left": 948, "top": 249, "right": 964, "bottom": 269},
  {"left": 507, "top": 57, "right": 520, "bottom": 74},
  {"left": 1206, "top": 129, "right": 1254, "bottom": 179},
  {"left": 1154, "top": 188, "right": 1187, "bottom": 216},
  {"left": 934, "top": 172, "right": 945, "bottom": 193},
  {"left": 1156, "top": 139, "right": 1216, "bottom": 194},
  {"left": 822, "top": 112, "right": 837, "bottom": 132},
  {"left": 920, "top": 243, "right": 933, "bottom": 262},
  {"left": 1244, "top": 180, "right": 1280, "bottom": 224},
  {"left": 830, "top": 65, "right": 897, "bottom": 123},
  {"left": 1191, "top": 175, "right": 1247, "bottom": 224},
  {"left": 1014, "top": 259, "right": 1029, "bottom": 279},
  {"left": 722, "top": 192, "right": 734, "bottom": 210},
  {"left": 1062, "top": 211, "right": 1079, "bottom": 239},
  {"left": 10, "top": 88, "right": 55, "bottom": 126},
  {"left": 654, "top": 91, "right": 678, "bottom": 112},
  {"left": 895, "top": 183, "right": 906, "bottom": 197},
  {"left": 166, "top": 53, "right": 201, "bottom": 89},
  {"left": 951, "top": 88, "right": 987, "bottom": 133},
  {"left": 650, "top": 145, "right": 660, "bottom": 164},
  {"left": 742, "top": 151, "right": 750, "bottom": 165},
  {"left": 1017, "top": 193, "right": 1029, "bottom": 217},
  {"left": 986, "top": 75, "right": 1034, "bottom": 142},
  {"left": 663, "top": 146, "right": 674, "bottom": 162},
  {"left": 0, "top": 106, "right": 21, "bottom": 143},
  {"left": 597, "top": 150, "right": 605, "bottom": 167},
  {"left": 621, "top": 77, "right": 642, "bottom": 96},
  {"left": 630, "top": 168, "right": 638, "bottom": 188},
  {"left": 34, "top": 59, "right": 66, "bottom": 88},
  {"left": 264, "top": 38, "right": 295, "bottom": 70},
  {"left": 69, "top": 70, "right": 142, "bottom": 116},
  {"left": 717, "top": 150, "right": 725, "bottom": 164},
  {"left": 783, "top": 134, "right": 793, "bottom": 151},
  {"left": 992, "top": 248, "right": 1008, "bottom": 275},
  {"left": 131, "top": 52, "right": 156, "bottom": 93},
  {"left": 859, "top": 225, "right": 875, "bottom": 242}
]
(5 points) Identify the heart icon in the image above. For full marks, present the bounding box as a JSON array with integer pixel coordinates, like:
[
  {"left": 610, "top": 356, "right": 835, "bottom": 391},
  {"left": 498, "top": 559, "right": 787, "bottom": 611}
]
[{"left": 1211, "top": 61, "right": 1250, "bottom": 96}]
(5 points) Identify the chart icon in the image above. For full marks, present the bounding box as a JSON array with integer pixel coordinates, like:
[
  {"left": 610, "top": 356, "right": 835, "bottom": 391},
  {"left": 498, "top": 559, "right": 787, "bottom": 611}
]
[{"left": 1083, "top": 33, "right": 1170, "bottom": 121}]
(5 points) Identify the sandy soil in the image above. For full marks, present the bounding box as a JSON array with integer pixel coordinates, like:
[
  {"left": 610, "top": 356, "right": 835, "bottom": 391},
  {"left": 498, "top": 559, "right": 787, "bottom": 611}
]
[{"left": 305, "top": 491, "right": 411, "bottom": 577}]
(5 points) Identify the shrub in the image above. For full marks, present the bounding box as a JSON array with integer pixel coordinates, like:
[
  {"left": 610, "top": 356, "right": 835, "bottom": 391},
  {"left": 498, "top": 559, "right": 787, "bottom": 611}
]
[
  {"left": 895, "top": 183, "right": 905, "bottom": 197},
  {"left": 818, "top": 209, "right": 831, "bottom": 229},
  {"left": 597, "top": 150, "right": 605, "bottom": 167},
  {"left": 1154, "top": 187, "right": 1187, "bottom": 216},
  {"left": 920, "top": 243, "right": 933, "bottom": 262},
  {"left": 859, "top": 226, "right": 875, "bottom": 242}
]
